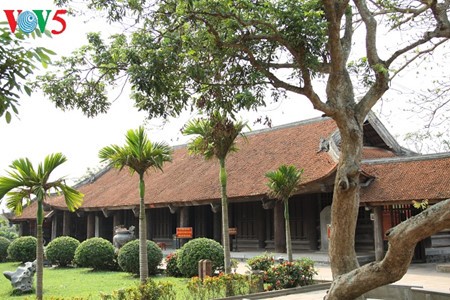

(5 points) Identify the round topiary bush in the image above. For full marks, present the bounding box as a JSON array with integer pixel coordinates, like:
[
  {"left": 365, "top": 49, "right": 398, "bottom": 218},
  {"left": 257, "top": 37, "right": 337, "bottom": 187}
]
[
  {"left": 165, "top": 251, "right": 182, "bottom": 277},
  {"left": 0, "top": 237, "right": 11, "bottom": 262},
  {"left": 117, "top": 239, "right": 163, "bottom": 275},
  {"left": 7, "top": 236, "right": 36, "bottom": 263},
  {"left": 45, "top": 236, "right": 80, "bottom": 267},
  {"left": 74, "top": 237, "right": 115, "bottom": 270},
  {"left": 177, "top": 238, "right": 224, "bottom": 278}
]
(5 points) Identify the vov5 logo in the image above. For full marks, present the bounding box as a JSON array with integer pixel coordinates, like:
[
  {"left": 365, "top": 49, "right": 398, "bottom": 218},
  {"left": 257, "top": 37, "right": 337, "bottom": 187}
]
[{"left": 4, "top": 10, "right": 67, "bottom": 35}]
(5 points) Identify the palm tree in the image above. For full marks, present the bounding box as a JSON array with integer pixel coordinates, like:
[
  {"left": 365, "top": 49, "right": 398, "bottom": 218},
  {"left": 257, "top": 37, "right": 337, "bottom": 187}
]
[
  {"left": 265, "top": 165, "right": 303, "bottom": 262},
  {"left": 98, "top": 126, "right": 172, "bottom": 283},
  {"left": 183, "top": 111, "right": 247, "bottom": 274},
  {"left": 0, "top": 153, "right": 84, "bottom": 300}
]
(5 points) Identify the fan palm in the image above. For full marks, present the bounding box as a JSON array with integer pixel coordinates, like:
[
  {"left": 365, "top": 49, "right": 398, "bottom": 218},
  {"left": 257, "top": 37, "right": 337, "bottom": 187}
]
[
  {"left": 183, "top": 111, "right": 248, "bottom": 274},
  {"left": 0, "top": 153, "right": 84, "bottom": 300},
  {"left": 99, "top": 126, "right": 172, "bottom": 283},
  {"left": 265, "top": 165, "right": 303, "bottom": 262}
]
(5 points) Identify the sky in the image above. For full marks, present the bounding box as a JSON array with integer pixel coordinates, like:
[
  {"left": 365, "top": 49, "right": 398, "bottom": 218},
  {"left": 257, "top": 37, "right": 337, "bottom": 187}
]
[{"left": 0, "top": 1, "right": 439, "bottom": 185}]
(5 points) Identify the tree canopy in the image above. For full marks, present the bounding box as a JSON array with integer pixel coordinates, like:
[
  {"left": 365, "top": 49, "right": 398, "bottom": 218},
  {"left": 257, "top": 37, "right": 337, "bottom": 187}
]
[{"left": 0, "top": 25, "right": 54, "bottom": 123}]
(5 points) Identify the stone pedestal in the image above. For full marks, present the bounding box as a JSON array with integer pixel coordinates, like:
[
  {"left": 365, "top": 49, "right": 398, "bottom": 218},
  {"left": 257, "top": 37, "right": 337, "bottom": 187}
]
[{"left": 320, "top": 206, "right": 331, "bottom": 252}]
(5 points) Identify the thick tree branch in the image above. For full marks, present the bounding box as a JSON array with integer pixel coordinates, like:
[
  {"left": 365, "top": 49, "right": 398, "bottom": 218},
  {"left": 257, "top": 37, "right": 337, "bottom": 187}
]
[
  {"left": 324, "top": 0, "right": 349, "bottom": 71},
  {"left": 341, "top": 6, "right": 353, "bottom": 64},
  {"left": 326, "top": 199, "right": 450, "bottom": 300},
  {"left": 353, "top": 0, "right": 389, "bottom": 119}
]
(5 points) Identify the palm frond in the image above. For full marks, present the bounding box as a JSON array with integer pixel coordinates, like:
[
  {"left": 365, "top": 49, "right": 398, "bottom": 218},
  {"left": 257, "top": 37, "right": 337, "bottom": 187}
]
[
  {"left": 38, "top": 153, "right": 67, "bottom": 183},
  {"left": 0, "top": 176, "right": 29, "bottom": 199},
  {"left": 183, "top": 112, "right": 249, "bottom": 160},
  {"left": 8, "top": 158, "right": 39, "bottom": 185},
  {"left": 99, "top": 127, "right": 173, "bottom": 176},
  {"left": 265, "top": 165, "right": 303, "bottom": 201},
  {"left": 55, "top": 184, "right": 84, "bottom": 212},
  {"left": 6, "top": 190, "right": 31, "bottom": 216}
]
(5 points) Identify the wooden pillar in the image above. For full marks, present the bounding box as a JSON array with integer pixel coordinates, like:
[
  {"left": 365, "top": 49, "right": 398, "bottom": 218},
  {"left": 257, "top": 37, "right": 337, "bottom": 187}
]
[
  {"left": 256, "top": 205, "right": 266, "bottom": 249},
  {"left": 51, "top": 214, "right": 58, "bottom": 241},
  {"left": 274, "top": 201, "right": 286, "bottom": 253},
  {"left": 87, "top": 213, "right": 95, "bottom": 239},
  {"left": 304, "top": 199, "right": 318, "bottom": 250},
  {"left": 179, "top": 206, "right": 190, "bottom": 246},
  {"left": 95, "top": 215, "right": 100, "bottom": 237},
  {"left": 63, "top": 211, "right": 71, "bottom": 236},
  {"left": 373, "top": 206, "right": 384, "bottom": 261},
  {"left": 113, "top": 211, "right": 122, "bottom": 238},
  {"left": 146, "top": 210, "right": 152, "bottom": 240},
  {"left": 213, "top": 211, "right": 221, "bottom": 243}
]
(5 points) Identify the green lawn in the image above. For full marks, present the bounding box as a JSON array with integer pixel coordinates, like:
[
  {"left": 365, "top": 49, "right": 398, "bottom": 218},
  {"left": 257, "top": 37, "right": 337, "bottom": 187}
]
[{"left": 0, "top": 262, "right": 189, "bottom": 299}]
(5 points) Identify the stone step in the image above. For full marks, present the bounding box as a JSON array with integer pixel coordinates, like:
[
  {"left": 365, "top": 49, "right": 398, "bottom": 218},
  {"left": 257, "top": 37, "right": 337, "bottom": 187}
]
[{"left": 436, "top": 264, "right": 450, "bottom": 273}]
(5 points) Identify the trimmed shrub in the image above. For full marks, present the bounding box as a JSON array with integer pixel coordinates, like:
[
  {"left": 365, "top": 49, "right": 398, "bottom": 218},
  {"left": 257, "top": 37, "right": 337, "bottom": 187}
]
[
  {"left": 7, "top": 236, "right": 36, "bottom": 263},
  {"left": 74, "top": 237, "right": 115, "bottom": 270},
  {"left": 165, "top": 251, "right": 182, "bottom": 277},
  {"left": 247, "top": 253, "right": 274, "bottom": 272},
  {"left": 99, "top": 279, "right": 175, "bottom": 300},
  {"left": 45, "top": 236, "right": 80, "bottom": 267},
  {"left": 0, "top": 236, "right": 11, "bottom": 262},
  {"left": 176, "top": 238, "right": 224, "bottom": 278},
  {"left": 264, "top": 258, "right": 317, "bottom": 290},
  {"left": 118, "top": 239, "right": 162, "bottom": 275}
]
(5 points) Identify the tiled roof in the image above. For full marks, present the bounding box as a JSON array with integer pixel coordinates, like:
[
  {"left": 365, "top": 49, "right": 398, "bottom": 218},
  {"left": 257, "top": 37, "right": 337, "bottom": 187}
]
[
  {"left": 361, "top": 154, "right": 450, "bottom": 205},
  {"left": 50, "top": 117, "right": 339, "bottom": 210}
]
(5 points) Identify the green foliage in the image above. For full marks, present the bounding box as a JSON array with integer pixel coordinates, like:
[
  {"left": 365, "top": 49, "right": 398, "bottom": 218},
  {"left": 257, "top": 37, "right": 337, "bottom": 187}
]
[
  {"left": 45, "top": 236, "right": 80, "bottom": 267},
  {"left": 0, "top": 237, "right": 11, "bottom": 262},
  {"left": 183, "top": 112, "right": 248, "bottom": 160},
  {"left": 247, "top": 253, "right": 275, "bottom": 272},
  {"left": 165, "top": 251, "right": 182, "bottom": 277},
  {"left": 37, "top": 0, "right": 328, "bottom": 119},
  {"left": 265, "top": 165, "right": 303, "bottom": 202},
  {"left": 264, "top": 258, "right": 317, "bottom": 290},
  {"left": 0, "top": 24, "right": 54, "bottom": 122},
  {"left": 99, "top": 279, "right": 176, "bottom": 300},
  {"left": 186, "top": 273, "right": 256, "bottom": 299},
  {"left": 99, "top": 126, "right": 173, "bottom": 176},
  {"left": 7, "top": 236, "right": 36, "bottom": 263},
  {"left": 176, "top": 238, "right": 224, "bottom": 278},
  {"left": 0, "top": 218, "right": 18, "bottom": 241},
  {"left": 117, "top": 240, "right": 163, "bottom": 275},
  {"left": 74, "top": 238, "right": 115, "bottom": 270}
]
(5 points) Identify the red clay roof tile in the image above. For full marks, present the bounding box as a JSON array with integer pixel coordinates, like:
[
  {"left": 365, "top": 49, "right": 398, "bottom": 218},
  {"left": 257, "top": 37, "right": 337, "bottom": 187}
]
[{"left": 361, "top": 154, "right": 450, "bottom": 205}]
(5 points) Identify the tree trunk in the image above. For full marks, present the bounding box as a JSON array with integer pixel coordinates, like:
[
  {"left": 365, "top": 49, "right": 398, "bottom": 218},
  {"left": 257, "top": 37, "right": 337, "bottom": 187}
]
[
  {"left": 326, "top": 199, "right": 450, "bottom": 299},
  {"left": 329, "top": 114, "right": 363, "bottom": 277},
  {"left": 284, "top": 198, "right": 293, "bottom": 262},
  {"left": 219, "top": 158, "right": 231, "bottom": 274},
  {"left": 36, "top": 199, "right": 44, "bottom": 300},
  {"left": 139, "top": 174, "right": 148, "bottom": 283},
  {"left": 219, "top": 158, "right": 233, "bottom": 297}
]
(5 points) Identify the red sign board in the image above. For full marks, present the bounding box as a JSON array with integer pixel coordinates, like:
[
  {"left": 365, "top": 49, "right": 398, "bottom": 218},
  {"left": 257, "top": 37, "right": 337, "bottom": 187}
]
[
  {"left": 176, "top": 227, "right": 193, "bottom": 239},
  {"left": 228, "top": 227, "right": 237, "bottom": 236}
]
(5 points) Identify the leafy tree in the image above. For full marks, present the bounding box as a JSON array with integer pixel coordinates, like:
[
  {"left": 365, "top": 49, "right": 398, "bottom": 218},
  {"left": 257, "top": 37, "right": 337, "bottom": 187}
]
[
  {"left": 183, "top": 112, "right": 247, "bottom": 275},
  {"left": 38, "top": 1, "right": 450, "bottom": 298},
  {"left": 265, "top": 165, "right": 303, "bottom": 262},
  {"left": 0, "top": 216, "right": 19, "bottom": 240},
  {"left": 0, "top": 24, "right": 54, "bottom": 123},
  {"left": 0, "top": 153, "right": 84, "bottom": 300},
  {"left": 99, "top": 126, "right": 172, "bottom": 283}
]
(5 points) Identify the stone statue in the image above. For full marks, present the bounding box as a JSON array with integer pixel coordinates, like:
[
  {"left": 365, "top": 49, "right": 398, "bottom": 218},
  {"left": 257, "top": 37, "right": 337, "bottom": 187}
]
[
  {"left": 3, "top": 260, "right": 36, "bottom": 293},
  {"left": 113, "top": 225, "right": 135, "bottom": 250}
]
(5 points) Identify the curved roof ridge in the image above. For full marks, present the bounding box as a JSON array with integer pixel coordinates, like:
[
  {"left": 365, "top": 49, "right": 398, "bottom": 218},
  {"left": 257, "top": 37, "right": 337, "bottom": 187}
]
[{"left": 363, "top": 152, "right": 450, "bottom": 165}]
